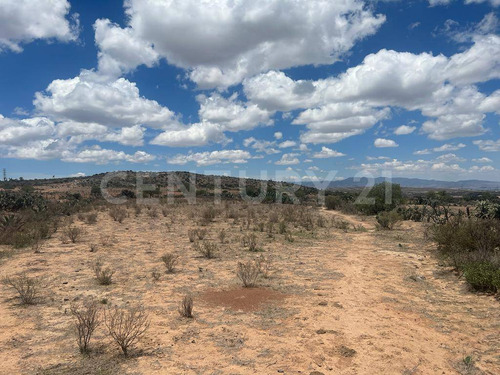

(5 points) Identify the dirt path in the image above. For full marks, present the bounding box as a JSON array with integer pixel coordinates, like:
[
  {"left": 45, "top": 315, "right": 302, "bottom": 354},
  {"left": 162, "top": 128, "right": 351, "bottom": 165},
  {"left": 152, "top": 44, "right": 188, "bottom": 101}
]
[
  {"left": 0, "top": 206, "right": 498, "bottom": 375},
  {"left": 301, "top": 210, "right": 499, "bottom": 374}
]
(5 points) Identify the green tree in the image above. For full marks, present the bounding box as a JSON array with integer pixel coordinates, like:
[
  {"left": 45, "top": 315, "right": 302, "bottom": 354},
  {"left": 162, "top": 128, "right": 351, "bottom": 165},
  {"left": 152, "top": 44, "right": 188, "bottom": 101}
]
[{"left": 356, "top": 182, "right": 403, "bottom": 215}]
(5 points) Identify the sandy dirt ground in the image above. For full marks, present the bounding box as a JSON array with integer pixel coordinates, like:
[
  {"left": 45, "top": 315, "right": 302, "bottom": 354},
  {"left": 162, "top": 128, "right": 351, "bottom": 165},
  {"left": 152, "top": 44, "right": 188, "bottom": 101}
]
[{"left": 0, "top": 204, "right": 498, "bottom": 375}]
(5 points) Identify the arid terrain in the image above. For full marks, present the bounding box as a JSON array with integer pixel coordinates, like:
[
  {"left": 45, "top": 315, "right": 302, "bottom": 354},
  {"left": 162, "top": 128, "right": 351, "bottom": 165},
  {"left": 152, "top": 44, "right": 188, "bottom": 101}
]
[{"left": 0, "top": 202, "right": 498, "bottom": 375}]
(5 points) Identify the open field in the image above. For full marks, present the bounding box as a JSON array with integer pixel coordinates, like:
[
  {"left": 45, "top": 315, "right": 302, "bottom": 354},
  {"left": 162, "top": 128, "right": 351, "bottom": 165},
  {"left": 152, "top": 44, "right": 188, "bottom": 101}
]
[{"left": 0, "top": 202, "right": 498, "bottom": 375}]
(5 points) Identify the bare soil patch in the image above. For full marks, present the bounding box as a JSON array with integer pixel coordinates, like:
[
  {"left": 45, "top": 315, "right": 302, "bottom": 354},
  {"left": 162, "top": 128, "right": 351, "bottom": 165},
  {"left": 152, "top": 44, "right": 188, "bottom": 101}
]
[{"left": 199, "top": 287, "right": 287, "bottom": 312}]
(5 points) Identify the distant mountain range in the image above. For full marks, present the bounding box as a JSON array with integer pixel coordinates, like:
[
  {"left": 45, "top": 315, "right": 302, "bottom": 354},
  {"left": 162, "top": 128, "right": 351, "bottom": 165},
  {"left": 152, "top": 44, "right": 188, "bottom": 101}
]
[
  {"left": 302, "top": 177, "right": 500, "bottom": 191},
  {"left": 3, "top": 172, "right": 500, "bottom": 192}
]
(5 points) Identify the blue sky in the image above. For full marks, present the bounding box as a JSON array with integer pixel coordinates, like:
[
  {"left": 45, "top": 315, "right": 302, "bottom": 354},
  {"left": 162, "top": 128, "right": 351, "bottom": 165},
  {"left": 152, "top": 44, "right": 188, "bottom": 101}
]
[{"left": 0, "top": 0, "right": 499, "bottom": 182}]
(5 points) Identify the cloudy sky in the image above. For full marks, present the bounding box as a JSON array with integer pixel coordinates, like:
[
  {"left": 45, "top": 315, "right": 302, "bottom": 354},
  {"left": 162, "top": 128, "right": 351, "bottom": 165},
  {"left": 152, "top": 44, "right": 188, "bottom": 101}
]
[{"left": 0, "top": 0, "right": 499, "bottom": 181}]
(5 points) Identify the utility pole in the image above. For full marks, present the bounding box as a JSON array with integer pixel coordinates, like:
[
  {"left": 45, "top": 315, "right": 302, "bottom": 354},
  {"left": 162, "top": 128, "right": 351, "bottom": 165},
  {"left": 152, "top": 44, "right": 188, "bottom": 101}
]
[{"left": 2, "top": 168, "right": 6, "bottom": 182}]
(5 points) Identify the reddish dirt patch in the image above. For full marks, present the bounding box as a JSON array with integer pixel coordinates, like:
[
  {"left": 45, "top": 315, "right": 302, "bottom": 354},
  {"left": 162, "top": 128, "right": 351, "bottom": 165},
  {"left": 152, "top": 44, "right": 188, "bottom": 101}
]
[{"left": 199, "top": 287, "right": 287, "bottom": 312}]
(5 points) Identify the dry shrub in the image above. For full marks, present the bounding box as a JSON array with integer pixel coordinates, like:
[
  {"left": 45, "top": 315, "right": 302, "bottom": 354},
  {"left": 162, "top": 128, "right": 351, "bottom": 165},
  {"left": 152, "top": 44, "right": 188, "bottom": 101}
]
[
  {"left": 316, "top": 215, "right": 326, "bottom": 228},
  {"left": 194, "top": 241, "right": 217, "bottom": 259},
  {"left": 237, "top": 260, "right": 260, "bottom": 287},
  {"left": 92, "top": 260, "right": 115, "bottom": 285},
  {"left": 89, "top": 243, "right": 98, "bottom": 253},
  {"left": 269, "top": 212, "right": 279, "bottom": 223},
  {"left": 285, "top": 232, "right": 294, "bottom": 242},
  {"left": 161, "top": 207, "right": 169, "bottom": 217},
  {"left": 109, "top": 207, "right": 127, "bottom": 223},
  {"left": 134, "top": 205, "right": 142, "bottom": 217},
  {"left": 104, "top": 306, "right": 150, "bottom": 356},
  {"left": 151, "top": 269, "right": 161, "bottom": 281},
  {"left": 226, "top": 207, "right": 238, "bottom": 219},
  {"left": 146, "top": 207, "right": 158, "bottom": 218},
  {"left": 354, "top": 224, "right": 367, "bottom": 232},
  {"left": 2, "top": 273, "right": 42, "bottom": 305},
  {"left": 196, "top": 228, "right": 207, "bottom": 240},
  {"left": 201, "top": 206, "right": 217, "bottom": 224},
  {"left": 178, "top": 295, "right": 193, "bottom": 318},
  {"left": 188, "top": 228, "right": 207, "bottom": 242},
  {"left": 84, "top": 212, "right": 98, "bottom": 225},
  {"left": 161, "top": 253, "right": 179, "bottom": 273},
  {"left": 218, "top": 228, "right": 226, "bottom": 243},
  {"left": 70, "top": 299, "right": 101, "bottom": 354},
  {"left": 266, "top": 221, "right": 274, "bottom": 238},
  {"left": 31, "top": 233, "right": 43, "bottom": 253},
  {"left": 62, "top": 225, "right": 85, "bottom": 243},
  {"left": 99, "top": 233, "right": 116, "bottom": 247},
  {"left": 376, "top": 210, "right": 401, "bottom": 230},
  {"left": 278, "top": 221, "right": 287, "bottom": 234},
  {"left": 187, "top": 229, "right": 196, "bottom": 242},
  {"left": 255, "top": 255, "right": 272, "bottom": 278},
  {"left": 242, "top": 233, "right": 258, "bottom": 251},
  {"left": 332, "top": 218, "right": 350, "bottom": 232}
]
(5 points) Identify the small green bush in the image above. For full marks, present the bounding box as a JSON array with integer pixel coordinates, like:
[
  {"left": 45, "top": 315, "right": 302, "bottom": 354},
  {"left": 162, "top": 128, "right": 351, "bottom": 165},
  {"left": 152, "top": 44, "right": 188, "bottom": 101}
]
[
  {"left": 376, "top": 210, "right": 401, "bottom": 230},
  {"left": 463, "top": 262, "right": 500, "bottom": 293},
  {"left": 356, "top": 182, "right": 403, "bottom": 215}
]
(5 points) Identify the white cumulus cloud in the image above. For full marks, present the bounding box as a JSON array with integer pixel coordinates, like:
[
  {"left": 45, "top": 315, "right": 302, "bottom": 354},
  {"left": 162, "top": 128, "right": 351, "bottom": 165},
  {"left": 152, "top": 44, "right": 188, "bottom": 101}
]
[
  {"left": 167, "top": 150, "right": 250, "bottom": 166},
  {"left": 98, "top": 0, "right": 385, "bottom": 88},
  {"left": 374, "top": 138, "right": 398, "bottom": 148},
  {"left": 313, "top": 147, "right": 346, "bottom": 158},
  {"left": 0, "top": 0, "right": 79, "bottom": 52}
]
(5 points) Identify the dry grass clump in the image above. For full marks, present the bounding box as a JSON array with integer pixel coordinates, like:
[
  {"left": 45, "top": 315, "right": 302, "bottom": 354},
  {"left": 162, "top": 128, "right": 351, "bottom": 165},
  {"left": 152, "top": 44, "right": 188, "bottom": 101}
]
[
  {"left": 200, "top": 205, "right": 217, "bottom": 225},
  {"left": 332, "top": 218, "right": 350, "bottom": 232},
  {"left": 194, "top": 241, "right": 217, "bottom": 259},
  {"left": 178, "top": 295, "right": 194, "bottom": 318},
  {"left": 61, "top": 225, "right": 85, "bottom": 243},
  {"left": 70, "top": 299, "right": 101, "bottom": 354},
  {"left": 146, "top": 207, "right": 158, "bottom": 218},
  {"left": 241, "top": 233, "right": 258, "bottom": 251},
  {"left": 99, "top": 233, "right": 116, "bottom": 247},
  {"left": 237, "top": 260, "right": 260, "bottom": 287},
  {"left": 316, "top": 215, "right": 327, "bottom": 228},
  {"left": 188, "top": 229, "right": 196, "bottom": 242},
  {"left": 218, "top": 228, "right": 226, "bottom": 243},
  {"left": 278, "top": 221, "right": 287, "bottom": 234},
  {"left": 188, "top": 228, "right": 207, "bottom": 242},
  {"left": 109, "top": 207, "right": 127, "bottom": 223},
  {"left": 161, "top": 207, "right": 169, "bottom": 217},
  {"left": 161, "top": 253, "right": 179, "bottom": 273},
  {"left": 92, "top": 260, "right": 115, "bottom": 285},
  {"left": 255, "top": 255, "right": 272, "bottom": 278},
  {"left": 2, "top": 273, "right": 42, "bottom": 305},
  {"left": 31, "top": 234, "right": 43, "bottom": 253},
  {"left": 82, "top": 212, "right": 98, "bottom": 225},
  {"left": 104, "top": 306, "right": 150, "bottom": 356},
  {"left": 266, "top": 221, "right": 274, "bottom": 238},
  {"left": 151, "top": 269, "right": 161, "bottom": 281}
]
